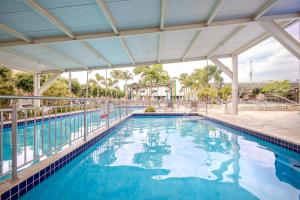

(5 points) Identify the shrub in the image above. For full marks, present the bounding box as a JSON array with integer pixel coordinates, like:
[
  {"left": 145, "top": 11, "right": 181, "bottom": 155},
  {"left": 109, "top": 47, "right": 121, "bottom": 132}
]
[{"left": 145, "top": 106, "right": 156, "bottom": 112}]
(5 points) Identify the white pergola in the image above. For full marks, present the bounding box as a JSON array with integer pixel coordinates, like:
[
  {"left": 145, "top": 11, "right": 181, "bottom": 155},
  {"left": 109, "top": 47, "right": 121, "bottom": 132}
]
[{"left": 0, "top": 0, "right": 299, "bottom": 114}]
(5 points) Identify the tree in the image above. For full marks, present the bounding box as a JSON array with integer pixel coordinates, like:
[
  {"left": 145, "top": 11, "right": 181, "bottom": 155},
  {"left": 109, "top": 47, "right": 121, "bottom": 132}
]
[
  {"left": 0, "top": 67, "right": 15, "bottom": 107},
  {"left": 0, "top": 82, "right": 15, "bottom": 107},
  {"left": 198, "top": 87, "right": 217, "bottom": 102},
  {"left": 71, "top": 79, "right": 82, "bottom": 97},
  {"left": 110, "top": 69, "right": 123, "bottom": 81},
  {"left": 95, "top": 73, "right": 105, "bottom": 97},
  {"left": 207, "top": 65, "right": 223, "bottom": 88},
  {"left": 179, "top": 65, "right": 223, "bottom": 101},
  {"left": 107, "top": 78, "right": 118, "bottom": 98},
  {"left": 43, "top": 79, "right": 72, "bottom": 97},
  {"left": 179, "top": 73, "right": 193, "bottom": 100},
  {"left": 15, "top": 72, "right": 34, "bottom": 94},
  {"left": 122, "top": 70, "right": 133, "bottom": 99},
  {"left": 218, "top": 84, "right": 232, "bottom": 105},
  {"left": 0, "top": 67, "right": 13, "bottom": 82},
  {"left": 134, "top": 64, "right": 169, "bottom": 104},
  {"left": 261, "top": 80, "right": 290, "bottom": 97}
]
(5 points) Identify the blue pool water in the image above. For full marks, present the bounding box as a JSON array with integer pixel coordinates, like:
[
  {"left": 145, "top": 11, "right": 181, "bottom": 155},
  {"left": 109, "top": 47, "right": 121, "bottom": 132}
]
[
  {"left": 20, "top": 115, "right": 300, "bottom": 200},
  {"left": 1, "top": 106, "right": 142, "bottom": 176}
]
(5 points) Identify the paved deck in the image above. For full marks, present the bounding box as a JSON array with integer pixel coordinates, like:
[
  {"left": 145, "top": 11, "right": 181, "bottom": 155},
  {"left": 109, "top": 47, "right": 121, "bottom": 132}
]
[{"left": 205, "top": 111, "right": 300, "bottom": 145}]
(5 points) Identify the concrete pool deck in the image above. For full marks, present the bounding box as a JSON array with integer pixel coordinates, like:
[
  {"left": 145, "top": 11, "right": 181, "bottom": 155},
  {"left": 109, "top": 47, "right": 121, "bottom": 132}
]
[{"left": 204, "top": 110, "right": 300, "bottom": 146}]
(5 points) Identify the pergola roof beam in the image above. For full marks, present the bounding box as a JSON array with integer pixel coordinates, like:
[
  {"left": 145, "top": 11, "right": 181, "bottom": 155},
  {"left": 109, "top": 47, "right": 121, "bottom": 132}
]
[
  {"left": 0, "top": 48, "right": 63, "bottom": 71},
  {"left": 253, "top": 0, "right": 277, "bottom": 20},
  {"left": 96, "top": 0, "right": 119, "bottom": 34},
  {"left": 258, "top": 20, "right": 300, "bottom": 59},
  {"left": 96, "top": 0, "right": 135, "bottom": 65},
  {"left": 0, "top": 24, "right": 32, "bottom": 43},
  {"left": 209, "top": 57, "right": 233, "bottom": 79},
  {"left": 207, "top": 25, "right": 245, "bottom": 57},
  {"left": 160, "top": 0, "right": 167, "bottom": 30},
  {"left": 182, "top": 30, "right": 201, "bottom": 61},
  {"left": 0, "top": 13, "right": 298, "bottom": 48},
  {"left": 81, "top": 41, "right": 112, "bottom": 67},
  {"left": 42, "top": 54, "right": 231, "bottom": 73},
  {"left": 38, "top": 72, "right": 62, "bottom": 94},
  {"left": 24, "top": 0, "right": 75, "bottom": 39},
  {"left": 232, "top": 20, "right": 296, "bottom": 56},
  {"left": 206, "top": 0, "right": 224, "bottom": 25},
  {"left": 42, "top": 45, "right": 88, "bottom": 69},
  {"left": 158, "top": 0, "right": 167, "bottom": 63},
  {"left": 119, "top": 38, "right": 136, "bottom": 65}
]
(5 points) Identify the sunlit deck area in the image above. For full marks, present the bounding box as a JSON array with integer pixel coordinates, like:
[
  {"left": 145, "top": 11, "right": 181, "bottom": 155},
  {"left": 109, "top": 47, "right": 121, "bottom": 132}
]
[{"left": 205, "top": 110, "right": 300, "bottom": 145}]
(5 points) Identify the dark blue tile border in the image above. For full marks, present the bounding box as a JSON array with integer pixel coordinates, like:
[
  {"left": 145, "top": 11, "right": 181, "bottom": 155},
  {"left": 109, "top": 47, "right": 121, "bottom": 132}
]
[{"left": 1, "top": 112, "right": 299, "bottom": 200}]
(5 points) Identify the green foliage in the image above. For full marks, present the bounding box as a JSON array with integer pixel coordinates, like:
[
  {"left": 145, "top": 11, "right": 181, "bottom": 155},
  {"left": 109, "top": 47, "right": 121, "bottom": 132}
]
[
  {"left": 71, "top": 79, "right": 82, "bottom": 96},
  {"left": 0, "top": 67, "right": 15, "bottom": 106},
  {"left": 0, "top": 82, "right": 15, "bottom": 106},
  {"left": 134, "top": 64, "right": 169, "bottom": 86},
  {"left": 0, "top": 67, "right": 13, "bottom": 82},
  {"left": 15, "top": 72, "right": 34, "bottom": 93},
  {"left": 197, "top": 87, "right": 217, "bottom": 101},
  {"left": 218, "top": 84, "right": 232, "bottom": 102},
  {"left": 261, "top": 80, "right": 290, "bottom": 97},
  {"left": 145, "top": 106, "right": 156, "bottom": 112},
  {"left": 179, "top": 65, "right": 223, "bottom": 101},
  {"left": 42, "top": 79, "right": 72, "bottom": 97}
]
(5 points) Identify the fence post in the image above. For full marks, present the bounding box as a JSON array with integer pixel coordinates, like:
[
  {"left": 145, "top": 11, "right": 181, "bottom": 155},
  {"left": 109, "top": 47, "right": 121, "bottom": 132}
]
[
  {"left": 106, "top": 101, "right": 109, "bottom": 127},
  {"left": 11, "top": 99, "right": 18, "bottom": 180},
  {"left": 119, "top": 101, "right": 121, "bottom": 120},
  {"left": 83, "top": 99, "right": 87, "bottom": 141}
]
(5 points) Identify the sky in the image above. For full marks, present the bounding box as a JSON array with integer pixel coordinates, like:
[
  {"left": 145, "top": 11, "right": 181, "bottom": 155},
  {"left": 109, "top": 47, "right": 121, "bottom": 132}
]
[{"left": 62, "top": 22, "right": 300, "bottom": 87}]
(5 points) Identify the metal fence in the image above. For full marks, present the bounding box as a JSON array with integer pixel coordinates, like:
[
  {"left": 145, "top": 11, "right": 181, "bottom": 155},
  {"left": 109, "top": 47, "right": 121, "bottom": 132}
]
[{"left": 0, "top": 96, "right": 139, "bottom": 182}]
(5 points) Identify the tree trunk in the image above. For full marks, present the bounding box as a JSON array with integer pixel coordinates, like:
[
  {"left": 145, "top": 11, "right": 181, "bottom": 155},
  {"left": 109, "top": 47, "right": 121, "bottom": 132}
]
[
  {"left": 97, "top": 82, "right": 100, "bottom": 97},
  {"left": 150, "top": 81, "right": 153, "bottom": 106}
]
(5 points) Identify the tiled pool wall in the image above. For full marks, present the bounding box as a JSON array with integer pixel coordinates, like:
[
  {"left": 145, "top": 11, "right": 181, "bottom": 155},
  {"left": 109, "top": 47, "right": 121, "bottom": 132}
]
[
  {"left": 1, "top": 112, "right": 299, "bottom": 200},
  {"left": 0, "top": 115, "right": 132, "bottom": 200}
]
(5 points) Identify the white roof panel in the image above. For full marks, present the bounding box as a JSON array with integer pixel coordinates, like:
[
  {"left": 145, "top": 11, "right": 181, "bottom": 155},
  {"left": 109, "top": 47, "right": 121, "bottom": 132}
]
[{"left": 0, "top": 0, "right": 298, "bottom": 72}]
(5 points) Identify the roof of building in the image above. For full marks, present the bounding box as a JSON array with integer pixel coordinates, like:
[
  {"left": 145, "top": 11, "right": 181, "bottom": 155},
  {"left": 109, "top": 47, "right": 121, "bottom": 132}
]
[{"left": 0, "top": 0, "right": 299, "bottom": 73}]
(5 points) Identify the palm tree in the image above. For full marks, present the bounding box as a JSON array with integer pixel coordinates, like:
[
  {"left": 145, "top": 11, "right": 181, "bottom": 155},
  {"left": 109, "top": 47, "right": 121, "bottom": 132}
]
[
  {"left": 122, "top": 70, "right": 133, "bottom": 99},
  {"left": 134, "top": 64, "right": 169, "bottom": 104},
  {"left": 110, "top": 69, "right": 123, "bottom": 83},
  {"left": 207, "top": 65, "right": 223, "bottom": 89},
  {"left": 107, "top": 78, "right": 118, "bottom": 99},
  {"left": 180, "top": 73, "right": 193, "bottom": 100},
  {"left": 95, "top": 73, "right": 105, "bottom": 97},
  {"left": 88, "top": 79, "right": 97, "bottom": 97}
]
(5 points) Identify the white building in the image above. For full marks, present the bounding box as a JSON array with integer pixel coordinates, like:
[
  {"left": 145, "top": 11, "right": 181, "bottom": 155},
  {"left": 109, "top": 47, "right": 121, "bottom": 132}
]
[{"left": 136, "top": 78, "right": 185, "bottom": 100}]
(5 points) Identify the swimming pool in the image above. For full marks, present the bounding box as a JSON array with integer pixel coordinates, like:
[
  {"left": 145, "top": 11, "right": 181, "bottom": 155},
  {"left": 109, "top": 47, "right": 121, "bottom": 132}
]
[{"left": 18, "top": 115, "right": 300, "bottom": 200}]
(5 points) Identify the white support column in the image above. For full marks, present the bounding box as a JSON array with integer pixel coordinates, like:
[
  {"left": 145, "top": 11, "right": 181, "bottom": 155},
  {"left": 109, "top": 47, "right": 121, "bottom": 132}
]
[
  {"left": 33, "top": 73, "right": 40, "bottom": 107},
  {"left": 86, "top": 70, "right": 89, "bottom": 98},
  {"left": 232, "top": 56, "right": 238, "bottom": 115},
  {"left": 33, "top": 73, "right": 40, "bottom": 96},
  {"left": 68, "top": 72, "right": 72, "bottom": 94},
  {"left": 259, "top": 20, "right": 300, "bottom": 60}
]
